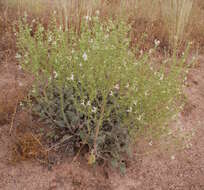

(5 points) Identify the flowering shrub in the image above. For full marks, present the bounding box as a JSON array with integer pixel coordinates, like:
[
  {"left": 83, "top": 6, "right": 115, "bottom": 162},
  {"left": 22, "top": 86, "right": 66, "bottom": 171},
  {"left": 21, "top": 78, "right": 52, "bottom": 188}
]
[{"left": 16, "top": 14, "right": 187, "bottom": 167}]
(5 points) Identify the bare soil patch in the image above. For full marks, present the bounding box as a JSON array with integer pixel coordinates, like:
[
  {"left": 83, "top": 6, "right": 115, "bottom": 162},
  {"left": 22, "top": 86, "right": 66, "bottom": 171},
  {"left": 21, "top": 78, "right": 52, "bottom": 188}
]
[{"left": 0, "top": 56, "right": 204, "bottom": 190}]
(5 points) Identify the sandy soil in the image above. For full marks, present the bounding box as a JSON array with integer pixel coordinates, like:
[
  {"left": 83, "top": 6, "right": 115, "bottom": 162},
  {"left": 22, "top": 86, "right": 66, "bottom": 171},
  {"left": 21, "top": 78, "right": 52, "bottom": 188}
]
[{"left": 0, "top": 56, "right": 204, "bottom": 190}]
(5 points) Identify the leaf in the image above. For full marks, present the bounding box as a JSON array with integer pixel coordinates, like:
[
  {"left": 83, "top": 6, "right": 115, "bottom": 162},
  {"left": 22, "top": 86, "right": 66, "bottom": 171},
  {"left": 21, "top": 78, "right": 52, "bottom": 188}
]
[
  {"left": 59, "top": 134, "right": 73, "bottom": 143},
  {"left": 111, "top": 159, "right": 118, "bottom": 168},
  {"left": 55, "top": 120, "right": 66, "bottom": 128},
  {"left": 119, "top": 162, "right": 126, "bottom": 175},
  {"left": 66, "top": 110, "right": 76, "bottom": 119}
]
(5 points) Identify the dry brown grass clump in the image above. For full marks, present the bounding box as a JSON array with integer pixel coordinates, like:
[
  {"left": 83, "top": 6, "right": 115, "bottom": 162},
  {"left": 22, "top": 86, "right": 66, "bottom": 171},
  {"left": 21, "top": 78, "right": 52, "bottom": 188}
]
[{"left": 11, "top": 132, "right": 47, "bottom": 163}]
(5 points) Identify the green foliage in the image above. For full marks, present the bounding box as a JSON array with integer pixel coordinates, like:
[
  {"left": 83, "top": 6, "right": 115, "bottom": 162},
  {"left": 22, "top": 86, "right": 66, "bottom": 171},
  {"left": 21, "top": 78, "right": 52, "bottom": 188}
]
[{"left": 16, "top": 14, "right": 187, "bottom": 166}]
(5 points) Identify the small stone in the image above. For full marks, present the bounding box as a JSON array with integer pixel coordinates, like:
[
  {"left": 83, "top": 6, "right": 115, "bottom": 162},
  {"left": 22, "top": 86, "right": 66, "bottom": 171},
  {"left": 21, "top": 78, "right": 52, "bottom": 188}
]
[{"left": 171, "top": 155, "right": 175, "bottom": 160}]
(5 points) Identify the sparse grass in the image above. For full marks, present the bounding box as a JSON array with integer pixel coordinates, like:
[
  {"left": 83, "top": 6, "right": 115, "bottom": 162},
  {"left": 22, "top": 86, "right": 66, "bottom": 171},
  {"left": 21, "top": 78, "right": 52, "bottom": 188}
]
[{"left": 161, "top": 0, "right": 193, "bottom": 48}]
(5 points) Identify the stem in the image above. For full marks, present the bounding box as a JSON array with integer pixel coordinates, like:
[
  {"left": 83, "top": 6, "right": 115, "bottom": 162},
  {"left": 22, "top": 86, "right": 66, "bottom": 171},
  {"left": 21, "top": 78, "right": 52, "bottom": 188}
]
[
  {"left": 59, "top": 85, "right": 69, "bottom": 128},
  {"left": 9, "top": 98, "right": 18, "bottom": 135},
  {"left": 93, "top": 98, "right": 106, "bottom": 155}
]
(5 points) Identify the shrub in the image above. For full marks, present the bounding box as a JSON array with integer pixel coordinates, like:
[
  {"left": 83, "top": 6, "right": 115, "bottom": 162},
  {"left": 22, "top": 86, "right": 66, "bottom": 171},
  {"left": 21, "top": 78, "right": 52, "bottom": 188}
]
[{"left": 16, "top": 14, "right": 187, "bottom": 167}]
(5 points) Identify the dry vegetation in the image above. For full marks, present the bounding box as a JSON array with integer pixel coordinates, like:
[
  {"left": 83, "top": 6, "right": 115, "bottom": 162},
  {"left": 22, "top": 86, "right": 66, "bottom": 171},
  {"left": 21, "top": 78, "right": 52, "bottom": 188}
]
[{"left": 0, "top": 0, "right": 204, "bottom": 53}]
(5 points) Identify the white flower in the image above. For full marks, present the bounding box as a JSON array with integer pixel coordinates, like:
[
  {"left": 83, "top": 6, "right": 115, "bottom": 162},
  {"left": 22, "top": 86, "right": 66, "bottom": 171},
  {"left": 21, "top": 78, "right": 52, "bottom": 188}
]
[
  {"left": 145, "top": 91, "right": 148, "bottom": 96},
  {"left": 53, "top": 71, "right": 58, "bottom": 78},
  {"left": 126, "top": 83, "right": 130, "bottom": 88},
  {"left": 154, "top": 39, "right": 160, "bottom": 47},
  {"left": 32, "top": 88, "right": 36, "bottom": 94},
  {"left": 18, "top": 81, "right": 23, "bottom": 87},
  {"left": 149, "top": 49, "right": 154, "bottom": 54},
  {"left": 192, "top": 56, "right": 196, "bottom": 61},
  {"left": 127, "top": 107, "right": 132, "bottom": 113},
  {"left": 168, "top": 131, "right": 172, "bottom": 135},
  {"left": 19, "top": 102, "right": 23, "bottom": 107},
  {"left": 48, "top": 35, "right": 52, "bottom": 42},
  {"left": 18, "top": 65, "right": 22, "bottom": 70},
  {"left": 114, "top": 84, "right": 120, "bottom": 90},
  {"left": 110, "top": 91, "right": 114, "bottom": 96},
  {"left": 15, "top": 53, "right": 21, "bottom": 59},
  {"left": 105, "top": 34, "right": 109, "bottom": 39},
  {"left": 163, "top": 59, "right": 168, "bottom": 64},
  {"left": 149, "top": 141, "right": 153, "bottom": 146},
  {"left": 137, "top": 115, "right": 142, "bottom": 121},
  {"left": 189, "top": 41, "right": 193, "bottom": 45},
  {"left": 96, "top": 10, "right": 100, "bottom": 15},
  {"left": 133, "top": 100, "right": 137, "bottom": 106},
  {"left": 140, "top": 50, "right": 143, "bottom": 55},
  {"left": 39, "top": 26, "right": 44, "bottom": 32},
  {"left": 81, "top": 100, "right": 85, "bottom": 106},
  {"left": 160, "top": 74, "right": 164, "bottom": 81},
  {"left": 85, "top": 15, "right": 91, "bottom": 21},
  {"left": 92, "top": 107, "right": 97, "bottom": 113},
  {"left": 186, "top": 143, "right": 192, "bottom": 149},
  {"left": 70, "top": 74, "right": 74, "bottom": 81},
  {"left": 82, "top": 52, "right": 88, "bottom": 61},
  {"left": 87, "top": 101, "right": 91, "bottom": 106}
]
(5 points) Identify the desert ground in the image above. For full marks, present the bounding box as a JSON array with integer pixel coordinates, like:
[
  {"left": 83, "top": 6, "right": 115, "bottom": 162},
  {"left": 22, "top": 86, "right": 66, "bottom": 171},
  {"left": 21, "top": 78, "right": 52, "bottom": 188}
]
[{"left": 0, "top": 0, "right": 204, "bottom": 189}]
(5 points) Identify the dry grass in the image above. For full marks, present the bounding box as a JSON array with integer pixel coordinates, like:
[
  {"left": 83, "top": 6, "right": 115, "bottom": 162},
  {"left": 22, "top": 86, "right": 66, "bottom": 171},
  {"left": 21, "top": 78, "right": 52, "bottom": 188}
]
[
  {"left": 161, "top": 0, "right": 193, "bottom": 48},
  {"left": 11, "top": 132, "right": 47, "bottom": 163},
  {"left": 0, "top": 0, "right": 203, "bottom": 51}
]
